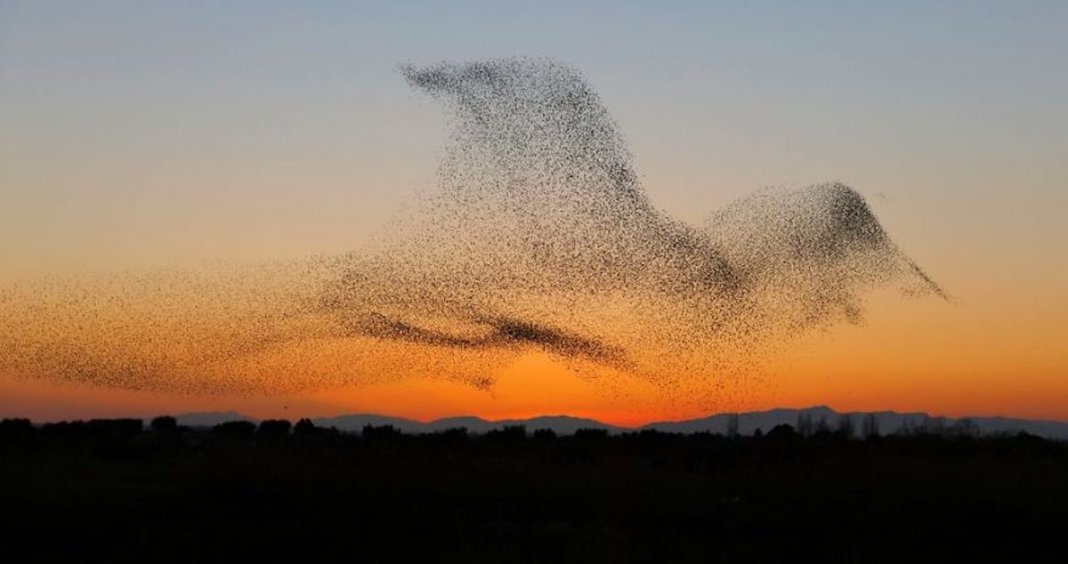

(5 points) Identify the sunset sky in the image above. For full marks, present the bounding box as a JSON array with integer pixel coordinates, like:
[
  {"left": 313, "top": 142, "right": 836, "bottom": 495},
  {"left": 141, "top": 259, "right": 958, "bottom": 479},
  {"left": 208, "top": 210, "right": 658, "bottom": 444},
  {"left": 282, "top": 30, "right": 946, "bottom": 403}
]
[{"left": 2, "top": 1, "right": 1066, "bottom": 425}]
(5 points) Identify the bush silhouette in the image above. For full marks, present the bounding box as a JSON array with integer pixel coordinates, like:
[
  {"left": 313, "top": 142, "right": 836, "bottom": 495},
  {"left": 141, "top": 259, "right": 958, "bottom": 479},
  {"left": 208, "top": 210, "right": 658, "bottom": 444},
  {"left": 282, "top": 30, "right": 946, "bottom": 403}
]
[
  {"left": 765, "top": 424, "right": 799, "bottom": 443},
  {"left": 87, "top": 418, "right": 143, "bottom": 437},
  {"left": 862, "top": 413, "right": 880, "bottom": 439},
  {"left": 574, "top": 428, "right": 609, "bottom": 442},
  {"left": 0, "top": 418, "right": 35, "bottom": 443},
  {"left": 40, "top": 420, "right": 88, "bottom": 440},
  {"left": 484, "top": 425, "right": 526, "bottom": 444},
  {"left": 430, "top": 427, "right": 469, "bottom": 446},
  {"left": 836, "top": 414, "right": 855, "bottom": 438},
  {"left": 726, "top": 413, "right": 740, "bottom": 438},
  {"left": 150, "top": 416, "right": 178, "bottom": 433},
  {"left": 258, "top": 419, "right": 292, "bottom": 436},
  {"left": 212, "top": 420, "right": 256, "bottom": 436},
  {"left": 532, "top": 428, "right": 557, "bottom": 442},
  {"left": 293, "top": 418, "right": 317, "bottom": 436},
  {"left": 362, "top": 424, "right": 403, "bottom": 443}
]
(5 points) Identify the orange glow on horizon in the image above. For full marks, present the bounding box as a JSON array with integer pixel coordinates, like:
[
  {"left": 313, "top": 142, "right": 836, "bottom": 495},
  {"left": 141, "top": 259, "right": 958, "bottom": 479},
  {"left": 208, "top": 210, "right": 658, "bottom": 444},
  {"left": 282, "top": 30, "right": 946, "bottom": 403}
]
[{"left": 2, "top": 280, "right": 1066, "bottom": 425}]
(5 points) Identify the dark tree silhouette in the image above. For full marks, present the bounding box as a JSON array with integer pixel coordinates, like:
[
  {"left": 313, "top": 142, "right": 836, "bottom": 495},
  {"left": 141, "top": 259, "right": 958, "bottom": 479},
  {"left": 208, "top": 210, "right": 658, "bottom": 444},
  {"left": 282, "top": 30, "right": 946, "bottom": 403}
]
[
  {"left": 87, "top": 418, "right": 143, "bottom": 437},
  {"left": 258, "top": 419, "right": 292, "bottom": 436},
  {"left": 574, "top": 428, "right": 609, "bottom": 442},
  {"left": 294, "top": 418, "right": 317, "bottom": 436},
  {"left": 429, "top": 427, "right": 469, "bottom": 448},
  {"left": 212, "top": 420, "right": 256, "bottom": 436},
  {"left": 950, "top": 418, "right": 979, "bottom": 438},
  {"left": 150, "top": 416, "right": 178, "bottom": 433},
  {"left": 862, "top": 413, "right": 880, "bottom": 439},
  {"left": 814, "top": 415, "right": 831, "bottom": 435},
  {"left": 726, "top": 413, "right": 740, "bottom": 439},
  {"left": 532, "top": 428, "right": 557, "bottom": 442},
  {"left": 0, "top": 418, "right": 35, "bottom": 442},
  {"left": 362, "top": 424, "right": 402, "bottom": 442},
  {"left": 766, "top": 424, "right": 800, "bottom": 445},
  {"left": 484, "top": 425, "right": 527, "bottom": 444},
  {"left": 0, "top": 412, "right": 1065, "bottom": 562},
  {"left": 40, "top": 420, "right": 87, "bottom": 439},
  {"left": 836, "top": 414, "right": 855, "bottom": 439}
]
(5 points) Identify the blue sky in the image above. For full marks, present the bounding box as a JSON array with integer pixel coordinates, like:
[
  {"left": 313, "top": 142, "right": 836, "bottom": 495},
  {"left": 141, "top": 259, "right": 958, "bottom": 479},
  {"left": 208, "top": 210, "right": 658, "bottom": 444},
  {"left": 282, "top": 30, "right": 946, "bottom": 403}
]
[{"left": 2, "top": 1, "right": 1065, "bottom": 283}]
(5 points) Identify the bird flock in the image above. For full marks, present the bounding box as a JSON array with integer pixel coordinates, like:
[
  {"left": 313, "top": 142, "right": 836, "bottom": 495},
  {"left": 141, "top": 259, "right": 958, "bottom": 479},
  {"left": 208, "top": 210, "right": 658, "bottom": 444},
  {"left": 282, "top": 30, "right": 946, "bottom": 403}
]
[{"left": 0, "top": 58, "right": 944, "bottom": 397}]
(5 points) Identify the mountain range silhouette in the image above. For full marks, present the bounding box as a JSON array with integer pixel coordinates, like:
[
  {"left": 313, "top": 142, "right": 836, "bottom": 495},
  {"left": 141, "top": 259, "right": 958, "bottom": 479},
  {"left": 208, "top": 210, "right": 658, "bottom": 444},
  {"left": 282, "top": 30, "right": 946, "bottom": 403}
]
[{"left": 162, "top": 406, "right": 1068, "bottom": 439}]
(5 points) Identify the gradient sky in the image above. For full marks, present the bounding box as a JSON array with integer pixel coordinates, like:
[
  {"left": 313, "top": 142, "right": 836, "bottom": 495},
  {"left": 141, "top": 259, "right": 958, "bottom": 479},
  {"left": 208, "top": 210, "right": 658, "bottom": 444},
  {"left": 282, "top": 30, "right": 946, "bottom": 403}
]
[{"left": 2, "top": 1, "right": 1066, "bottom": 424}]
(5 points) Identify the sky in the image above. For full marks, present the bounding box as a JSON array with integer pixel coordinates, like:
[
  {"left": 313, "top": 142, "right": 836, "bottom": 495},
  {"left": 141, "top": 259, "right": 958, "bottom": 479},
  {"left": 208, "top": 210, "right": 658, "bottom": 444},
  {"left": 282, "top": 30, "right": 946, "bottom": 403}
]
[{"left": 1, "top": 1, "right": 1066, "bottom": 424}]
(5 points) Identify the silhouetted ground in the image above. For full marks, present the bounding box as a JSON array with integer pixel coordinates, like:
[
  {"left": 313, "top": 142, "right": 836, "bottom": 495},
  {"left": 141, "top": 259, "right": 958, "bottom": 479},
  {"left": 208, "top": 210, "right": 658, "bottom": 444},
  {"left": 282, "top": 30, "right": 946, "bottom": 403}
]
[{"left": 1, "top": 417, "right": 1065, "bottom": 562}]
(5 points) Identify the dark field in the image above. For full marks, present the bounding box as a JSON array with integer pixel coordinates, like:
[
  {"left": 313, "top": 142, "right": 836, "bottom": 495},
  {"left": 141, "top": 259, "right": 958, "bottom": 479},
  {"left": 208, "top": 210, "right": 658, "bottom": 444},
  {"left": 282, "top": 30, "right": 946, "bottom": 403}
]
[{"left": 1, "top": 418, "right": 1065, "bottom": 563}]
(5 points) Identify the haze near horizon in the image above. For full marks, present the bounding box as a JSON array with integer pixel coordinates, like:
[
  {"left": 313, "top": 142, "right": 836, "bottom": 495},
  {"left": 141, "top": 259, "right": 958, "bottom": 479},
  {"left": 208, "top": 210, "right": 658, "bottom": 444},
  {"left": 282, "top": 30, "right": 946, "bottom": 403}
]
[{"left": 1, "top": 2, "right": 1066, "bottom": 425}]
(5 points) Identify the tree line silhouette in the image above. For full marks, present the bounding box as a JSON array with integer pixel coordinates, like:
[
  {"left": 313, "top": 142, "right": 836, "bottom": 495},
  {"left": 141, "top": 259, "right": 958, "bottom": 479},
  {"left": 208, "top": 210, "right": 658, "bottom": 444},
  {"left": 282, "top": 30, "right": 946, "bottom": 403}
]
[{"left": 1, "top": 414, "right": 1065, "bottom": 562}]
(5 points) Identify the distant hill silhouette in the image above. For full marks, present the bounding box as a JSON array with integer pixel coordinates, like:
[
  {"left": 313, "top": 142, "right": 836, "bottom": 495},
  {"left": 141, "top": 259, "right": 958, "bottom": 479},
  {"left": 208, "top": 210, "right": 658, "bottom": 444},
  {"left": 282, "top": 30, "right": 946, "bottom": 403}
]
[
  {"left": 199, "top": 406, "right": 1068, "bottom": 439},
  {"left": 312, "top": 414, "right": 426, "bottom": 434},
  {"left": 641, "top": 406, "right": 1068, "bottom": 440},
  {"left": 310, "top": 414, "right": 623, "bottom": 435},
  {"left": 171, "top": 411, "right": 254, "bottom": 428}
]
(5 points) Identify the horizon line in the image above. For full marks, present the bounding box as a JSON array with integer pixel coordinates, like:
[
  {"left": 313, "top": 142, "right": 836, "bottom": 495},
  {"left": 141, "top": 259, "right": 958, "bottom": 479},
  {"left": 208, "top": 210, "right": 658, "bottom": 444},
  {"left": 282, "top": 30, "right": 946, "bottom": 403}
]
[{"left": 7, "top": 404, "right": 1068, "bottom": 427}]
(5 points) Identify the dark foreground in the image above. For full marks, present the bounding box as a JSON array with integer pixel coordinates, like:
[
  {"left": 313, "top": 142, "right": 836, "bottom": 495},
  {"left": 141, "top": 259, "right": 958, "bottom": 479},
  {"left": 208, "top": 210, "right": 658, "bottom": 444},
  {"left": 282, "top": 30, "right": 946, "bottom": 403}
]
[{"left": 1, "top": 418, "right": 1066, "bottom": 563}]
